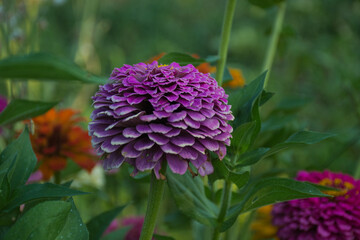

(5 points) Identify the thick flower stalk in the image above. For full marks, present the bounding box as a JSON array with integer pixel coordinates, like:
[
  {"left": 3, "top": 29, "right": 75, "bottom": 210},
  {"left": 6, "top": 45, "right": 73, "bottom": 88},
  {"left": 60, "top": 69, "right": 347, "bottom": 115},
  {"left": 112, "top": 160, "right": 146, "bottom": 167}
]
[
  {"left": 89, "top": 61, "right": 234, "bottom": 177},
  {"left": 272, "top": 170, "right": 360, "bottom": 240},
  {"left": 30, "top": 109, "right": 97, "bottom": 180}
]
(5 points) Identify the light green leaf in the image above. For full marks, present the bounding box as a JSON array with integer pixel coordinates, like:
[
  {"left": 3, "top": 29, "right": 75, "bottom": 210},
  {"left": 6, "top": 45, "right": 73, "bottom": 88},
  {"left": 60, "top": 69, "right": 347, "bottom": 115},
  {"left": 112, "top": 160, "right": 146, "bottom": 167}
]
[
  {"left": 87, "top": 205, "right": 127, "bottom": 240},
  {"left": 167, "top": 170, "right": 219, "bottom": 226},
  {"left": 0, "top": 53, "right": 107, "bottom": 84},
  {"left": 159, "top": 52, "right": 205, "bottom": 66},
  {"left": 153, "top": 234, "right": 176, "bottom": 240},
  {"left": 0, "top": 99, "right": 57, "bottom": 126}
]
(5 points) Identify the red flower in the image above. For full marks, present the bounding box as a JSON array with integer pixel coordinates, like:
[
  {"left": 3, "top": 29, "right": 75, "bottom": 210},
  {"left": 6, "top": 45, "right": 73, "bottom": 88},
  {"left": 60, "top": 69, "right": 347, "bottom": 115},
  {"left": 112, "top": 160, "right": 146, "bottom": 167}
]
[{"left": 30, "top": 109, "right": 97, "bottom": 180}]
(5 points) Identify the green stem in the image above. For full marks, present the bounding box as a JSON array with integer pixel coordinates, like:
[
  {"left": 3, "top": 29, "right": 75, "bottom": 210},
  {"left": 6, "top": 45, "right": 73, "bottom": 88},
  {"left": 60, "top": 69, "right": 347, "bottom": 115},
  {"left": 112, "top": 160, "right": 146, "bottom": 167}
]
[
  {"left": 215, "top": 0, "right": 238, "bottom": 86},
  {"left": 54, "top": 171, "right": 61, "bottom": 184},
  {"left": 139, "top": 171, "right": 166, "bottom": 240},
  {"left": 212, "top": 180, "right": 232, "bottom": 240},
  {"left": 263, "top": 1, "right": 287, "bottom": 89}
]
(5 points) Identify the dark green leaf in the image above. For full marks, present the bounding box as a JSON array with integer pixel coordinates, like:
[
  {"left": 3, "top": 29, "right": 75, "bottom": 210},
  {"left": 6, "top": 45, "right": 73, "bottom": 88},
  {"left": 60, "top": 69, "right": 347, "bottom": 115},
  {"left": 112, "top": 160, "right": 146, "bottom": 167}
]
[
  {"left": 259, "top": 91, "right": 275, "bottom": 106},
  {"left": 236, "top": 131, "right": 334, "bottom": 168},
  {"left": 231, "top": 121, "right": 258, "bottom": 154},
  {"left": 4, "top": 183, "right": 88, "bottom": 212},
  {"left": 0, "top": 99, "right": 57, "bottom": 126},
  {"left": 221, "top": 178, "right": 329, "bottom": 231},
  {"left": 209, "top": 158, "right": 230, "bottom": 181},
  {"left": 229, "top": 171, "right": 250, "bottom": 189},
  {"left": 0, "top": 128, "right": 36, "bottom": 193},
  {"left": 167, "top": 170, "right": 219, "bottom": 226},
  {"left": 87, "top": 205, "right": 127, "bottom": 240},
  {"left": 158, "top": 52, "right": 205, "bottom": 66},
  {"left": 4, "top": 200, "right": 88, "bottom": 240},
  {"left": 228, "top": 71, "right": 266, "bottom": 127},
  {"left": 101, "top": 227, "right": 130, "bottom": 240},
  {"left": 0, "top": 53, "right": 107, "bottom": 84},
  {"left": 153, "top": 234, "right": 175, "bottom": 240},
  {"left": 249, "top": 0, "right": 284, "bottom": 9}
]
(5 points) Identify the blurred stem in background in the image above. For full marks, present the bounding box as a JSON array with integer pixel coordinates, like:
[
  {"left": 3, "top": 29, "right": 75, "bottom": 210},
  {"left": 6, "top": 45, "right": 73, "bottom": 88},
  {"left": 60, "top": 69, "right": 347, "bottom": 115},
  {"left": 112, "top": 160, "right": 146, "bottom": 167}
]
[
  {"left": 263, "top": 1, "right": 287, "bottom": 89},
  {"left": 215, "top": 0, "right": 237, "bottom": 86},
  {"left": 212, "top": 0, "right": 237, "bottom": 239},
  {"left": 72, "top": 0, "right": 100, "bottom": 110}
]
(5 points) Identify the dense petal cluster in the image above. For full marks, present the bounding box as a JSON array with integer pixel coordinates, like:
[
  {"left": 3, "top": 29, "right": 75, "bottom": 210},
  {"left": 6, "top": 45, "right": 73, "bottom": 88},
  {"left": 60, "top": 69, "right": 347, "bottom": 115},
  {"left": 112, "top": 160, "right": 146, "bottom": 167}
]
[
  {"left": 104, "top": 217, "right": 155, "bottom": 240},
  {"left": 89, "top": 61, "right": 234, "bottom": 177},
  {"left": 0, "top": 95, "right": 7, "bottom": 134},
  {"left": 30, "top": 109, "right": 97, "bottom": 180},
  {"left": 272, "top": 170, "right": 360, "bottom": 240}
]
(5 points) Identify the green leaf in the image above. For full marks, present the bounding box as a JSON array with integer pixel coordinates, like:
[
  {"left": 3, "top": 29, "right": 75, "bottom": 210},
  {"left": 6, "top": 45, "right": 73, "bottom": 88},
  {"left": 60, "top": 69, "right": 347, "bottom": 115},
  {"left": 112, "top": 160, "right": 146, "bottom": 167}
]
[
  {"left": 228, "top": 71, "right": 266, "bottom": 127},
  {"left": 3, "top": 200, "right": 88, "bottom": 240},
  {"left": 264, "top": 131, "right": 335, "bottom": 157},
  {"left": 87, "top": 205, "right": 127, "bottom": 240},
  {"left": 167, "top": 170, "right": 219, "bottom": 226},
  {"left": 0, "top": 128, "right": 36, "bottom": 194},
  {"left": 231, "top": 121, "right": 258, "bottom": 154},
  {"left": 221, "top": 178, "right": 329, "bottom": 231},
  {"left": 158, "top": 52, "right": 205, "bottom": 66},
  {"left": 249, "top": 0, "right": 284, "bottom": 9},
  {"left": 0, "top": 53, "right": 107, "bottom": 84},
  {"left": 101, "top": 227, "right": 130, "bottom": 240},
  {"left": 235, "top": 131, "right": 335, "bottom": 168},
  {"left": 229, "top": 171, "right": 250, "bottom": 189},
  {"left": 4, "top": 183, "right": 88, "bottom": 212},
  {"left": 153, "top": 234, "right": 176, "bottom": 240},
  {"left": 0, "top": 99, "right": 57, "bottom": 126}
]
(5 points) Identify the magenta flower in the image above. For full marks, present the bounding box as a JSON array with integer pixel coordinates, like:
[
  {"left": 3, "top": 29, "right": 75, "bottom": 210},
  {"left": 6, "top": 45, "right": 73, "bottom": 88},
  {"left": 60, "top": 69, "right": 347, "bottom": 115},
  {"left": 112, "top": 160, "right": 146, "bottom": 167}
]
[
  {"left": 89, "top": 62, "right": 233, "bottom": 177},
  {"left": 0, "top": 95, "right": 7, "bottom": 113},
  {"left": 104, "top": 217, "right": 154, "bottom": 240},
  {"left": 272, "top": 170, "right": 360, "bottom": 240}
]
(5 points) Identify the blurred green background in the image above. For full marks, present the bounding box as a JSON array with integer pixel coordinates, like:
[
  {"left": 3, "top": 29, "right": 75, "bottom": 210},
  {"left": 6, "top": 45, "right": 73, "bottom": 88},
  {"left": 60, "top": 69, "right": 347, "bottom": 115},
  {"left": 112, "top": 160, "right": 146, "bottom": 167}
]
[{"left": 1, "top": 0, "right": 360, "bottom": 238}]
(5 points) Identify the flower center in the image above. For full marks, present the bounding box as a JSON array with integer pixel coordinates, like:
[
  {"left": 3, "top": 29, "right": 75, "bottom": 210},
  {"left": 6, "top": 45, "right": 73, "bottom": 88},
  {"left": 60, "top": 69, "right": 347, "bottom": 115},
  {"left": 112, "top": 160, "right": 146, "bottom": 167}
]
[
  {"left": 318, "top": 177, "right": 354, "bottom": 196},
  {"left": 158, "top": 64, "right": 168, "bottom": 68}
]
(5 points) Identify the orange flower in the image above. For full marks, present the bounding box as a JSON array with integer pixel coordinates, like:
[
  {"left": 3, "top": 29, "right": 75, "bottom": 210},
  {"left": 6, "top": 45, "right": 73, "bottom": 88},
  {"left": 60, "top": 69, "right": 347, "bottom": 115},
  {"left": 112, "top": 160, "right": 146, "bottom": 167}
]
[
  {"left": 251, "top": 205, "right": 278, "bottom": 240},
  {"left": 30, "top": 109, "right": 97, "bottom": 180},
  {"left": 148, "top": 53, "right": 245, "bottom": 88}
]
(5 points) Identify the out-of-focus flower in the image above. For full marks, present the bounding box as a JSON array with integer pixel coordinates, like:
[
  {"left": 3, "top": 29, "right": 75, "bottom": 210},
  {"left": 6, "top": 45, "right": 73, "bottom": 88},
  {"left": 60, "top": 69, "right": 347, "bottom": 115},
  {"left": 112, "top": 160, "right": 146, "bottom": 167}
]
[
  {"left": 223, "top": 68, "right": 245, "bottom": 88},
  {"left": 71, "top": 164, "right": 105, "bottom": 189},
  {"left": 148, "top": 53, "right": 245, "bottom": 88},
  {"left": 251, "top": 205, "right": 278, "bottom": 240},
  {"left": 0, "top": 96, "right": 8, "bottom": 135},
  {"left": 30, "top": 109, "right": 97, "bottom": 180},
  {"left": 26, "top": 170, "right": 43, "bottom": 184},
  {"left": 89, "top": 62, "right": 233, "bottom": 177},
  {"left": 104, "top": 217, "right": 155, "bottom": 240},
  {"left": 272, "top": 170, "right": 360, "bottom": 240},
  {"left": 0, "top": 95, "right": 7, "bottom": 113}
]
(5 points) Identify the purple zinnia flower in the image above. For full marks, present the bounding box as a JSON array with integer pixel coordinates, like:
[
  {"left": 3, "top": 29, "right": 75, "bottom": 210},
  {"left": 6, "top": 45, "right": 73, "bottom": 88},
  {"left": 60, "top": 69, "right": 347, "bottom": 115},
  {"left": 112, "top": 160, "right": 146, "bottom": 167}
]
[
  {"left": 272, "top": 170, "right": 360, "bottom": 240},
  {"left": 89, "top": 62, "right": 233, "bottom": 177}
]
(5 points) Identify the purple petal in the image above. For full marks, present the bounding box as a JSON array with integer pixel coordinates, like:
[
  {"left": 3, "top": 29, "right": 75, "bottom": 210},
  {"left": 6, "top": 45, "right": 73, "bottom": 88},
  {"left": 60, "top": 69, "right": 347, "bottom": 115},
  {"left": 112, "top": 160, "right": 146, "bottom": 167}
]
[
  {"left": 153, "top": 111, "right": 172, "bottom": 119},
  {"left": 149, "top": 123, "right": 172, "bottom": 134},
  {"left": 184, "top": 116, "right": 201, "bottom": 129},
  {"left": 190, "top": 153, "right": 207, "bottom": 168},
  {"left": 134, "top": 137, "right": 155, "bottom": 151},
  {"left": 199, "top": 138, "right": 219, "bottom": 151},
  {"left": 136, "top": 124, "right": 152, "bottom": 133},
  {"left": 136, "top": 152, "right": 157, "bottom": 171},
  {"left": 179, "top": 147, "right": 198, "bottom": 160},
  {"left": 123, "top": 127, "right": 141, "bottom": 138},
  {"left": 168, "top": 111, "right": 187, "bottom": 122},
  {"left": 140, "top": 114, "right": 157, "bottom": 122},
  {"left": 111, "top": 134, "right": 133, "bottom": 145},
  {"left": 164, "top": 128, "right": 181, "bottom": 137},
  {"left": 103, "top": 151, "right": 125, "bottom": 170},
  {"left": 148, "top": 133, "right": 169, "bottom": 145},
  {"left": 122, "top": 142, "right": 142, "bottom": 158},
  {"left": 198, "top": 161, "right": 214, "bottom": 176},
  {"left": 127, "top": 95, "right": 146, "bottom": 105},
  {"left": 164, "top": 103, "right": 180, "bottom": 113},
  {"left": 169, "top": 121, "right": 188, "bottom": 129},
  {"left": 187, "top": 111, "right": 206, "bottom": 121},
  {"left": 171, "top": 133, "right": 195, "bottom": 147},
  {"left": 114, "top": 106, "right": 138, "bottom": 116},
  {"left": 166, "top": 154, "right": 188, "bottom": 175},
  {"left": 201, "top": 118, "right": 220, "bottom": 130},
  {"left": 160, "top": 143, "right": 182, "bottom": 154}
]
